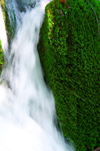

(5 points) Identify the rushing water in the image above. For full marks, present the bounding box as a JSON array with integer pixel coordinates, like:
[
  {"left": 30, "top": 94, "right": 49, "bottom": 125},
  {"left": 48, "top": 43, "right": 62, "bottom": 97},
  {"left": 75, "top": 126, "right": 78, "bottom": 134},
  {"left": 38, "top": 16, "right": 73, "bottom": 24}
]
[{"left": 0, "top": 0, "right": 75, "bottom": 151}]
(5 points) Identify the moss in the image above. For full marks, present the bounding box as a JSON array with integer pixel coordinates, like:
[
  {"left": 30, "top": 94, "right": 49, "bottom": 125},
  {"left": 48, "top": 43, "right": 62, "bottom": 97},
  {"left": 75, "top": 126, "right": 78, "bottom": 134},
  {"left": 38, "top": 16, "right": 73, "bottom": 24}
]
[
  {"left": 0, "top": 0, "right": 5, "bottom": 74},
  {"left": 0, "top": 0, "right": 16, "bottom": 45},
  {"left": 38, "top": 0, "right": 100, "bottom": 151},
  {"left": 0, "top": 0, "right": 16, "bottom": 74},
  {"left": 0, "top": 40, "right": 4, "bottom": 74}
]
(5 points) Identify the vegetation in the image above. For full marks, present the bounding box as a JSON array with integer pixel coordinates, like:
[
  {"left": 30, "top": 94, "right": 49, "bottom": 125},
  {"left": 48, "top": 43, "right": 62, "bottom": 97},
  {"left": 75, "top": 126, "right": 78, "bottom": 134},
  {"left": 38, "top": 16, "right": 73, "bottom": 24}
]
[
  {"left": 0, "top": 40, "right": 4, "bottom": 74},
  {"left": 0, "top": 0, "right": 16, "bottom": 74},
  {"left": 0, "top": 0, "right": 16, "bottom": 44},
  {"left": 38, "top": 0, "right": 100, "bottom": 150},
  {"left": 0, "top": 0, "right": 100, "bottom": 150},
  {"left": 0, "top": 0, "right": 5, "bottom": 74}
]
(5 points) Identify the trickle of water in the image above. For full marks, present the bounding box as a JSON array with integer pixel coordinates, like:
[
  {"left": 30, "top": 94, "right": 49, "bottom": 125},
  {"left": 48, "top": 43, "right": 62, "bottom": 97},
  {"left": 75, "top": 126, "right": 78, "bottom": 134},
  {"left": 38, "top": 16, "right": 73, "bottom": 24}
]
[{"left": 0, "top": 0, "right": 76, "bottom": 151}]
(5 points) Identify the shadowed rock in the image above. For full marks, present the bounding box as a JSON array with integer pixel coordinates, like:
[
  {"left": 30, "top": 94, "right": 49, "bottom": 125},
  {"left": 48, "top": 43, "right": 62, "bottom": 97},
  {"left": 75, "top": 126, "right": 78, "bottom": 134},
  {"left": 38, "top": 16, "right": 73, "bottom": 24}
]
[{"left": 94, "top": 147, "right": 100, "bottom": 151}]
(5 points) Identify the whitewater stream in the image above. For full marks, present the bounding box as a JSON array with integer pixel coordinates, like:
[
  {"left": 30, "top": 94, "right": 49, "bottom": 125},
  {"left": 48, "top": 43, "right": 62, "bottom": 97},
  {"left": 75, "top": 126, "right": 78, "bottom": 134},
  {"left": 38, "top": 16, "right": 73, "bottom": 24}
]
[{"left": 0, "top": 0, "right": 75, "bottom": 151}]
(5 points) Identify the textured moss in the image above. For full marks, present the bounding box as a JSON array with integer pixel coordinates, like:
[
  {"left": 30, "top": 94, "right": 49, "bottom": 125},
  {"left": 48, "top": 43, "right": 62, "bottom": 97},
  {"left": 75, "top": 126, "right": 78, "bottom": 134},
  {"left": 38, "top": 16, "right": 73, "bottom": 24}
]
[
  {"left": 0, "top": 0, "right": 16, "bottom": 45},
  {"left": 38, "top": 0, "right": 100, "bottom": 151},
  {"left": 0, "top": 0, "right": 5, "bottom": 74},
  {"left": 0, "top": 0, "right": 16, "bottom": 74},
  {"left": 0, "top": 40, "right": 4, "bottom": 74}
]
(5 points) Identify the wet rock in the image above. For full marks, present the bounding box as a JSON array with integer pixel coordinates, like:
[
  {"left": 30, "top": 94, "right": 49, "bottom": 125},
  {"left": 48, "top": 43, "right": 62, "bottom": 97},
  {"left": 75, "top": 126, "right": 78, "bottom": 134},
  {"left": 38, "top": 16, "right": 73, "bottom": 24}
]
[{"left": 94, "top": 147, "right": 100, "bottom": 151}]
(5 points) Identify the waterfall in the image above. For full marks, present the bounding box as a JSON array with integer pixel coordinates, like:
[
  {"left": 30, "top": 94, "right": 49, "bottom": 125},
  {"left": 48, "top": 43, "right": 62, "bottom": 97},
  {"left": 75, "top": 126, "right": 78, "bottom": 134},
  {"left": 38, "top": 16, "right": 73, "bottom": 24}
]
[{"left": 0, "top": 0, "right": 75, "bottom": 151}]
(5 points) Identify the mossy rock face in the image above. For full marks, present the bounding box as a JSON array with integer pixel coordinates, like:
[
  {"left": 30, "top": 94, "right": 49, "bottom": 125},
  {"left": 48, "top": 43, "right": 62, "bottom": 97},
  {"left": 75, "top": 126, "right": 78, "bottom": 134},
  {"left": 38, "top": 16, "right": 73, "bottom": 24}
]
[
  {"left": 38, "top": 0, "right": 100, "bottom": 151},
  {"left": 0, "top": 0, "right": 16, "bottom": 74},
  {"left": 0, "top": 40, "right": 4, "bottom": 74},
  {"left": 0, "top": 0, "right": 5, "bottom": 74},
  {"left": 0, "top": 0, "right": 16, "bottom": 45}
]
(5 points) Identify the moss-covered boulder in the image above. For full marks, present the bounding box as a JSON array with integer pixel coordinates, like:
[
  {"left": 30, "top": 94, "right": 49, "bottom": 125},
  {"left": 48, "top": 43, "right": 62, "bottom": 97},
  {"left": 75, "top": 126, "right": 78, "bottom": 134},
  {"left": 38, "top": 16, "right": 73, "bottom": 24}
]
[{"left": 38, "top": 0, "right": 100, "bottom": 150}]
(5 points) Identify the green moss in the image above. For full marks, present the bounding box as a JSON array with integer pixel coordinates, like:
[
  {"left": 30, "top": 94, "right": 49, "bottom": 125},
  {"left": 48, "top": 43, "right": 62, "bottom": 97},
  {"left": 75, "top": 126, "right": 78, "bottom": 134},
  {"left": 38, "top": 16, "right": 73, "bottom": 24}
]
[
  {"left": 0, "top": 40, "right": 4, "bottom": 74},
  {"left": 0, "top": 0, "right": 16, "bottom": 44},
  {"left": 0, "top": 0, "right": 16, "bottom": 74},
  {"left": 38, "top": 0, "right": 100, "bottom": 151}
]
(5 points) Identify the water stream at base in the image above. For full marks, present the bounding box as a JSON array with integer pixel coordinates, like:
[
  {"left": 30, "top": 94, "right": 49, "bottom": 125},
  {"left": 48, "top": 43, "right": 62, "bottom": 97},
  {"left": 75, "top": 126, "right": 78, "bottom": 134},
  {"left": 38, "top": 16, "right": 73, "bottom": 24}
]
[{"left": 0, "top": 0, "right": 75, "bottom": 150}]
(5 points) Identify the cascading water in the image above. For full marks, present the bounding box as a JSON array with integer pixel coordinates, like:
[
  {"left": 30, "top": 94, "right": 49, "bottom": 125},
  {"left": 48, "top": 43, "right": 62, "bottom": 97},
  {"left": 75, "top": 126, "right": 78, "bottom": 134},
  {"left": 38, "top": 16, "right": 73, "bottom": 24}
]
[{"left": 0, "top": 0, "right": 76, "bottom": 151}]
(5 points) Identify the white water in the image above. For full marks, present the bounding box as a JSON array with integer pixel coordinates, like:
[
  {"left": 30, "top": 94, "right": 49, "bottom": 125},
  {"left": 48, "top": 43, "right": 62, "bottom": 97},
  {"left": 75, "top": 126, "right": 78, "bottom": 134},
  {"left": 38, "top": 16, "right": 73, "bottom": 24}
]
[
  {"left": 0, "top": 0, "right": 75, "bottom": 151},
  {"left": 18, "top": 0, "right": 36, "bottom": 6}
]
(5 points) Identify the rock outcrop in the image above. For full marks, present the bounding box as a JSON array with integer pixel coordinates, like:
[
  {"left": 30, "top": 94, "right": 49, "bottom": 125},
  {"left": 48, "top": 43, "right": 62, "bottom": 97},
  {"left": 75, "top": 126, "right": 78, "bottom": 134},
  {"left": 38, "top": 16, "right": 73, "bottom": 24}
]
[{"left": 38, "top": 0, "right": 100, "bottom": 151}]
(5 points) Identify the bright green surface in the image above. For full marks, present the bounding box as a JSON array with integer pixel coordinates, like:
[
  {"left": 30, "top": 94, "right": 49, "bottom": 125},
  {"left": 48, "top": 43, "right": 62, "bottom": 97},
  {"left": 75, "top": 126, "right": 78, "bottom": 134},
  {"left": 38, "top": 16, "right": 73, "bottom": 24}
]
[
  {"left": 38, "top": 0, "right": 100, "bottom": 150},
  {"left": 0, "top": 0, "right": 100, "bottom": 150}
]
